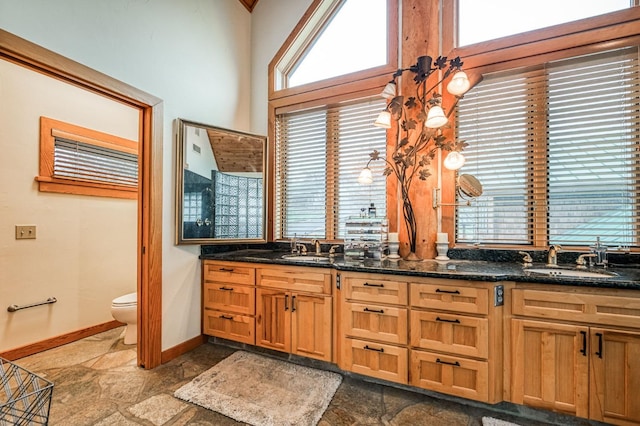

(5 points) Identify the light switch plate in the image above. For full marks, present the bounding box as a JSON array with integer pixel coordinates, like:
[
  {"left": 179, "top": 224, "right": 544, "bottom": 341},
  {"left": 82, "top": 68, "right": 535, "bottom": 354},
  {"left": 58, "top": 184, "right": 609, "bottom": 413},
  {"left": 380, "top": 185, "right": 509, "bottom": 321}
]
[{"left": 15, "top": 225, "right": 36, "bottom": 240}]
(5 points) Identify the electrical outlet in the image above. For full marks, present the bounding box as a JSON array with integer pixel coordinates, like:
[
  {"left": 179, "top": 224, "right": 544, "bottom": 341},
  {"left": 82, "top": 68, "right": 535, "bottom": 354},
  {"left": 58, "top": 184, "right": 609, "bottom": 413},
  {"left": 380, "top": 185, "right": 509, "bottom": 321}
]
[
  {"left": 494, "top": 285, "right": 504, "bottom": 306},
  {"left": 15, "top": 225, "right": 36, "bottom": 240}
]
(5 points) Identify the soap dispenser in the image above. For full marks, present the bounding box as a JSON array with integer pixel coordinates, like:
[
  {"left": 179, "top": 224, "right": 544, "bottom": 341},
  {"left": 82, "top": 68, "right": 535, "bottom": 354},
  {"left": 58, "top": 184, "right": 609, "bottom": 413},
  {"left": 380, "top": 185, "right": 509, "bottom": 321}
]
[{"left": 368, "top": 203, "right": 376, "bottom": 218}]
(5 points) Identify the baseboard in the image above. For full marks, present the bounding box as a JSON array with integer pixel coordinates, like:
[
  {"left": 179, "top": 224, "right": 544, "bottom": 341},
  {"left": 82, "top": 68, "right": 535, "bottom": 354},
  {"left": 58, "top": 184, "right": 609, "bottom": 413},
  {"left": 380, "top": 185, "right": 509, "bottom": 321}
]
[
  {"left": 0, "top": 320, "right": 123, "bottom": 361},
  {"left": 161, "top": 334, "right": 207, "bottom": 364}
]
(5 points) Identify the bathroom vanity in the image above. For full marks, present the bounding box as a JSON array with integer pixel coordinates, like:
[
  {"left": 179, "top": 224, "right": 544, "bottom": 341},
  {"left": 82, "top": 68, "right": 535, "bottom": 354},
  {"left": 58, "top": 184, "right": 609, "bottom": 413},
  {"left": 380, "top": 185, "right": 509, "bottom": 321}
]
[{"left": 201, "top": 251, "right": 640, "bottom": 425}]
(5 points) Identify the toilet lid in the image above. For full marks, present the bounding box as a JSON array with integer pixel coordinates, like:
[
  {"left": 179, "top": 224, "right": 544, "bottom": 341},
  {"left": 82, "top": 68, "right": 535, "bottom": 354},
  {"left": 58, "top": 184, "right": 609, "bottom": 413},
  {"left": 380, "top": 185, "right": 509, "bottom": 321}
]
[{"left": 113, "top": 292, "right": 137, "bottom": 306}]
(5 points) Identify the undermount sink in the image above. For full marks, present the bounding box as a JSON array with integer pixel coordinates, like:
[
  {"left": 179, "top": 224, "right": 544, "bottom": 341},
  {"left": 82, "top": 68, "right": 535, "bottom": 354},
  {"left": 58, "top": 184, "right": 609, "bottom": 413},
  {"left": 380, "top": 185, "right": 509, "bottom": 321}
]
[
  {"left": 281, "top": 254, "right": 332, "bottom": 263},
  {"left": 525, "top": 267, "right": 617, "bottom": 279}
]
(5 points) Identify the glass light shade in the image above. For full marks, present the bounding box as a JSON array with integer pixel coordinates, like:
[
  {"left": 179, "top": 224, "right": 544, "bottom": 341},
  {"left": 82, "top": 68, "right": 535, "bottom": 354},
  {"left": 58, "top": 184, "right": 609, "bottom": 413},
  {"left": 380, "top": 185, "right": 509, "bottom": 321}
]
[
  {"left": 381, "top": 82, "right": 397, "bottom": 99},
  {"left": 373, "top": 110, "right": 392, "bottom": 128},
  {"left": 358, "top": 167, "right": 373, "bottom": 185},
  {"left": 443, "top": 151, "right": 466, "bottom": 170},
  {"left": 446, "top": 71, "right": 471, "bottom": 96},
  {"left": 425, "top": 106, "right": 448, "bottom": 128}
]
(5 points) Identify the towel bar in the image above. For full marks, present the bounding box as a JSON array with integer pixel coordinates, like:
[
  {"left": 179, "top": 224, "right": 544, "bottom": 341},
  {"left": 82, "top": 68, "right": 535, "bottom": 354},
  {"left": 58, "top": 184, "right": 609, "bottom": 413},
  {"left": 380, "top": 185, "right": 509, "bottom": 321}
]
[{"left": 7, "top": 297, "right": 57, "bottom": 312}]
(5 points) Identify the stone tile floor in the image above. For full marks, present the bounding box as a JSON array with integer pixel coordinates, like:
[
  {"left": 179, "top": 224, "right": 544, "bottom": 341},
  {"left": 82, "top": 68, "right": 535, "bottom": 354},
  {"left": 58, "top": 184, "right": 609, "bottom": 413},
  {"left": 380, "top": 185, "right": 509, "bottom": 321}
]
[{"left": 12, "top": 328, "right": 594, "bottom": 425}]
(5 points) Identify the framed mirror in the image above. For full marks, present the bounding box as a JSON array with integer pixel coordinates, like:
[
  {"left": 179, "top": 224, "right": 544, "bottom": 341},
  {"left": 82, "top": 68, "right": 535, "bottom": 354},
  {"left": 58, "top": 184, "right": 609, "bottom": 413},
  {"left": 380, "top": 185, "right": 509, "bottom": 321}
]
[{"left": 175, "top": 118, "right": 267, "bottom": 244}]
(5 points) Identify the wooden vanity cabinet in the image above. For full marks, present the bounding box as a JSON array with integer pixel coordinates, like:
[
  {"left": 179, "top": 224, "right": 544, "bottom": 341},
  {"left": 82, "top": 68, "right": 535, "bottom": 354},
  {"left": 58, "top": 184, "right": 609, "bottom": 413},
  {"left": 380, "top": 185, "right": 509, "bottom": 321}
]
[
  {"left": 255, "top": 265, "right": 333, "bottom": 362},
  {"left": 338, "top": 272, "right": 409, "bottom": 384},
  {"left": 202, "top": 260, "right": 256, "bottom": 344},
  {"left": 510, "top": 286, "right": 640, "bottom": 425},
  {"left": 409, "top": 279, "right": 501, "bottom": 403}
]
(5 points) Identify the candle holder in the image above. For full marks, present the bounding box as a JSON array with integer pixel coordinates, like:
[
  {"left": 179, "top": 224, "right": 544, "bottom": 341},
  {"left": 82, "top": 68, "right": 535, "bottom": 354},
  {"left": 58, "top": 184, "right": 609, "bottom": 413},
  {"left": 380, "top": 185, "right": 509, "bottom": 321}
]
[
  {"left": 388, "top": 241, "right": 400, "bottom": 260},
  {"left": 435, "top": 242, "right": 450, "bottom": 260}
]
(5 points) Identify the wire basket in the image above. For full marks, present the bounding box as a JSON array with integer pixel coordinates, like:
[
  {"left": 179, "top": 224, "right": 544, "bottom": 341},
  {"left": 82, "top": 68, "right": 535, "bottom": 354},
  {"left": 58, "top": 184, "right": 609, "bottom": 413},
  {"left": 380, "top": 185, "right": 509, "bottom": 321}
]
[{"left": 0, "top": 358, "right": 53, "bottom": 425}]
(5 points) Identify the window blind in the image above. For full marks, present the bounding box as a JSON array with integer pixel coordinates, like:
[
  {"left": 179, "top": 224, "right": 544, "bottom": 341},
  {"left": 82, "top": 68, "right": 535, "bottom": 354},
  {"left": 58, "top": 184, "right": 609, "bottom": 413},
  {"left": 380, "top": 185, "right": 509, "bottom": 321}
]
[
  {"left": 547, "top": 49, "right": 640, "bottom": 247},
  {"left": 54, "top": 138, "right": 138, "bottom": 187},
  {"left": 275, "top": 98, "right": 387, "bottom": 240},
  {"left": 456, "top": 47, "right": 640, "bottom": 248}
]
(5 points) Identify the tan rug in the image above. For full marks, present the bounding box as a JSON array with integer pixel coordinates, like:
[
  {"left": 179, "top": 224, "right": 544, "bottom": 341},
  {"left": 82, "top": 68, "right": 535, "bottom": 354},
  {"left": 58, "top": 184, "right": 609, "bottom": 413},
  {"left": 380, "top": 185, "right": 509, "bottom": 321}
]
[
  {"left": 482, "top": 417, "right": 522, "bottom": 426},
  {"left": 174, "top": 351, "right": 342, "bottom": 426}
]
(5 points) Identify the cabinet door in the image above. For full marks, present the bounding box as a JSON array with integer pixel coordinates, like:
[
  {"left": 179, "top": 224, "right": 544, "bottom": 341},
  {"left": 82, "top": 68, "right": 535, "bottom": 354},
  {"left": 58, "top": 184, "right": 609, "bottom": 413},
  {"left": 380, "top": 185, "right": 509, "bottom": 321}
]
[
  {"left": 343, "top": 274, "right": 408, "bottom": 305},
  {"left": 410, "top": 350, "right": 489, "bottom": 402},
  {"left": 203, "top": 261, "right": 255, "bottom": 285},
  {"left": 590, "top": 328, "right": 640, "bottom": 424},
  {"left": 342, "top": 302, "right": 408, "bottom": 344},
  {"left": 410, "top": 311, "right": 489, "bottom": 359},
  {"left": 255, "top": 288, "right": 290, "bottom": 353},
  {"left": 291, "top": 293, "right": 332, "bottom": 362},
  {"left": 203, "top": 310, "right": 255, "bottom": 345},
  {"left": 203, "top": 283, "right": 254, "bottom": 315},
  {"left": 341, "top": 338, "right": 408, "bottom": 384},
  {"left": 511, "top": 319, "right": 589, "bottom": 418}
]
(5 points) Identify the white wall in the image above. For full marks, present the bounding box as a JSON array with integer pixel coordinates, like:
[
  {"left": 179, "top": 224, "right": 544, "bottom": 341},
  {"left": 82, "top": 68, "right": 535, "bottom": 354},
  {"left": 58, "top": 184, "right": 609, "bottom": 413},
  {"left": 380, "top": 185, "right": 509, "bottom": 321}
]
[
  {"left": 0, "top": 0, "right": 312, "bottom": 352},
  {"left": 0, "top": 59, "right": 139, "bottom": 350},
  {"left": 250, "top": 0, "right": 314, "bottom": 134}
]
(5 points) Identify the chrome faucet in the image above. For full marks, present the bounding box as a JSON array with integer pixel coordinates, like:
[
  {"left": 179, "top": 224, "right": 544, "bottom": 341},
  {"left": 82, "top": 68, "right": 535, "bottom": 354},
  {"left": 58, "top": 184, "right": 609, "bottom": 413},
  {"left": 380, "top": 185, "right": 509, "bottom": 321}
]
[
  {"left": 546, "top": 244, "right": 562, "bottom": 267},
  {"left": 313, "top": 239, "right": 322, "bottom": 254},
  {"left": 576, "top": 253, "right": 597, "bottom": 269}
]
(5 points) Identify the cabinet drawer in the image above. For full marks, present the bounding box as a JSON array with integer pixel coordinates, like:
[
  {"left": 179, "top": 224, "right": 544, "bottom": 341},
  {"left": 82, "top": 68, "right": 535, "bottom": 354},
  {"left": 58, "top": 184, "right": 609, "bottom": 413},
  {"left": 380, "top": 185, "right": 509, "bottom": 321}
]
[
  {"left": 343, "top": 302, "right": 408, "bottom": 344},
  {"left": 257, "top": 266, "right": 331, "bottom": 294},
  {"left": 513, "top": 288, "right": 640, "bottom": 328},
  {"left": 342, "top": 338, "right": 408, "bottom": 384},
  {"left": 203, "top": 261, "right": 255, "bottom": 285},
  {"left": 411, "top": 283, "right": 488, "bottom": 315},
  {"left": 410, "top": 311, "right": 489, "bottom": 359},
  {"left": 410, "top": 350, "right": 489, "bottom": 403},
  {"left": 203, "top": 310, "right": 255, "bottom": 345},
  {"left": 342, "top": 274, "right": 408, "bottom": 305},
  {"left": 203, "top": 283, "right": 255, "bottom": 315}
]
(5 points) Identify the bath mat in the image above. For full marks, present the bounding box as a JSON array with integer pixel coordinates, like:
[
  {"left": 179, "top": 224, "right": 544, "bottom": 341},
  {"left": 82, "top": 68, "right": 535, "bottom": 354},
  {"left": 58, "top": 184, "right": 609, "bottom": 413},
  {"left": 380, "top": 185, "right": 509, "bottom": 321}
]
[
  {"left": 482, "top": 416, "right": 522, "bottom": 426},
  {"left": 174, "top": 351, "right": 342, "bottom": 426}
]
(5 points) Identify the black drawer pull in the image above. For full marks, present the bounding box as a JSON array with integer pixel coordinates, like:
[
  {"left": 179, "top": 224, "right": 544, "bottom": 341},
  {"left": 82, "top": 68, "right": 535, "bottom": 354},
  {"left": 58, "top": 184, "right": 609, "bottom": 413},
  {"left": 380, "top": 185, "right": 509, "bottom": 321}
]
[
  {"left": 364, "top": 345, "right": 384, "bottom": 353},
  {"left": 580, "top": 330, "right": 587, "bottom": 356},
  {"left": 220, "top": 315, "right": 233, "bottom": 320},
  {"left": 436, "top": 317, "right": 461, "bottom": 324},
  {"left": 219, "top": 286, "right": 234, "bottom": 291},
  {"left": 363, "top": 282, "right": 384, "bottom": 288},
  {"left": 291, "top": 295, "right": 296, "bottom": 313},
  {"left": 435, "top": 289, "right": 461, "bottom": 294},
  {"left": 284, "top": 294, "right": 289, "bottom": 311},
  {"left": 219, "top": 268, "right": 234, "bottom": 272},
  {"left": 436, "top": 358, "right": 461, "bottom": 367},
  {"left": 364, "top": 307, "right": 384, "bottom": 314},
  {"left": 595, "top": 332, "right": 603, "bottom": 358}
]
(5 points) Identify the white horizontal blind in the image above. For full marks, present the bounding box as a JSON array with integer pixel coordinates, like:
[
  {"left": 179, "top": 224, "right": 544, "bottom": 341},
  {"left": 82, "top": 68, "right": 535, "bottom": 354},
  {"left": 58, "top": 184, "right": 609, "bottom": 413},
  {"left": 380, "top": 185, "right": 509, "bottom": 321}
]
[
  {"left": 275, "top": 98, "right": 386, "bottom": 240},
  {"left": 333, "top": 100, "right": 387, "bottom": 237},
  {"left": 456, "top": 70, "right": 543, "bottom": 244},
  {"left": 547, "top": 48, "right": 640, "bottom": 247},
  {"left": 53, "top": 138, "right": 138, "bottom": 187},
  {"left": 456, "top": 47, "right": 640, "bottom": 248}
]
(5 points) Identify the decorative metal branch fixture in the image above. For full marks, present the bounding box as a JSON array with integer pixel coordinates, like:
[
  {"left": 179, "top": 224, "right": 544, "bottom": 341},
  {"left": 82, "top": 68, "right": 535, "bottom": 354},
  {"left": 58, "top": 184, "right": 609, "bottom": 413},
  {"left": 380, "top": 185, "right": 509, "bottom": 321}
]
[{"left": 359, "top": 55, "right": 472, "bottom": 260}]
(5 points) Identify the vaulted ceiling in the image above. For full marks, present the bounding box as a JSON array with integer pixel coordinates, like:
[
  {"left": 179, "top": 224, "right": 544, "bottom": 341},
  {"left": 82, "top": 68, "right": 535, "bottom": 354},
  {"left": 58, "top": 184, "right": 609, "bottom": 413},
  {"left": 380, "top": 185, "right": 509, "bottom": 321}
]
[{"left": 238, "top": 0, "right": 260, "bottom": 12}]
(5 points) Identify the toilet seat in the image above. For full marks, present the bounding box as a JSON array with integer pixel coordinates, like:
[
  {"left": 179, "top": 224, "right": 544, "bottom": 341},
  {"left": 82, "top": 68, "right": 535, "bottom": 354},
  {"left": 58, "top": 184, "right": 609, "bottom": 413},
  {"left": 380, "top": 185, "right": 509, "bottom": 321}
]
[{"left": 112, "top": 292, "right": 136, "bottom": 307}]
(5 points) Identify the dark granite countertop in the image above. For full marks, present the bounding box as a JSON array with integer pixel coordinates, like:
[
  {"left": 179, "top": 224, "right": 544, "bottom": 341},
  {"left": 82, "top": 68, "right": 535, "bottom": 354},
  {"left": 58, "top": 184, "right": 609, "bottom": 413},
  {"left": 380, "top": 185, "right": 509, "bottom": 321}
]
[{"left": 201, "top": 249, "right": 640, "bottom": 290}]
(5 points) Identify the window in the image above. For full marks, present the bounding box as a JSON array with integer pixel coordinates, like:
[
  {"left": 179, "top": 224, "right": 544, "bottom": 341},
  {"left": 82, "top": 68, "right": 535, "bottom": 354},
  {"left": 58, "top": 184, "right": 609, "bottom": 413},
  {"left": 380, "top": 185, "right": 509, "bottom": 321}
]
[
  {"left": 287, "top": 0, "right": 388, "bottom": 87},
  {"left": 270, "top": 0, "right": 397, "bottom": 241},
  {"left": 37, "top": 117, "right": 138, "bottom": 199},
  {"left": 456, "top": 47, "right": 640, "bottom": 248},
  {"left": 458, "top": 0, "right": 631, "bottom": 46},
  {"left": 275, "top": 98, "right": 387, "bottom": 239}
]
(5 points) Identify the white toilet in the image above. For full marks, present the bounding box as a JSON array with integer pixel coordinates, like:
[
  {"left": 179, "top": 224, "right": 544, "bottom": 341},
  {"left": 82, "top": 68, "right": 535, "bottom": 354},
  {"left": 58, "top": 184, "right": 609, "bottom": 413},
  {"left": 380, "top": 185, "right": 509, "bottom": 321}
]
[{"left": 110, "top": 292, "right": 137, "bottom": 345}]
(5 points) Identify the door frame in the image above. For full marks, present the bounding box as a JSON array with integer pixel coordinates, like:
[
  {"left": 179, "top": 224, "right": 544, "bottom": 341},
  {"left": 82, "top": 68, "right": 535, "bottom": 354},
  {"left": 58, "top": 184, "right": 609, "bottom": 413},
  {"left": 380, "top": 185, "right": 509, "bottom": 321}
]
[{"left": 0, "top": 29, "right": 164, "bottom": 369}]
